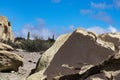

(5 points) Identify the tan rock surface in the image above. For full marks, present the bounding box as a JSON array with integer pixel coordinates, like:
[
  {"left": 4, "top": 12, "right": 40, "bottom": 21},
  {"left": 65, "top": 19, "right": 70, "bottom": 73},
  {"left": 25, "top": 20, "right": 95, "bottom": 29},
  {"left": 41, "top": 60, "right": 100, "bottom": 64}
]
[
  {"left": 0, "top": 16, "right": 14, "bottom": 42},
  {"left": 0, "top": 41, "right": 22, "bottom": 72},
  {"left": 27, "top": 28, "right": 114, "bottom": 80},
  {"left": 0, "top": 42, "right": 14, "bottom": 51},
  {"left": 0, "top": 51, "right": 23, "bottom": 72},
  {"left": 98, "top": 32, "right": 120, "bottom": 52},
  {"left": 0, "top": 52, "right": 41, "bottom": 80}
]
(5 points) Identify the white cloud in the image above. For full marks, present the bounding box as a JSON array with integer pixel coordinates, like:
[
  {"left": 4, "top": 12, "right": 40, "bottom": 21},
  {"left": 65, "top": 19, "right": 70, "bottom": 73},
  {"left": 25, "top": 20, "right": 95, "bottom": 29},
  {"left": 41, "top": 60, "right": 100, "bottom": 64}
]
[
  {"left": 87, "top": 26, "right": 117, "bottom": 34},
  {"left": 61, "top": 25, "right": 75, "bottom": 34},
  {"left": 113, "top": 0, "right": 120, "bottom": 8},
  {"left": 91, "top": 2, "right": 112, "bottom": 9},
  {"left": 91, "top": 2, "right": 106, "bottom": 9},
  {"left": 36, "top": 18, "right": 45, "bottom": 25},
  {"left": 69, "top": 25, "right": 75, "bottom": 30},
  {"left": 80, "top": 9, "right": 93, "bottom": 14},
  {"left": 92, "top": 11, "right": 114, "bottom": 25},
  {"left": 87, "top": 26, "right": 106, "bottom": 34},
  {"left": 108, "top": 25, "right": 117, "bottom": 32},
  {"left": 91, "top": 0, "right": 120, "bottom": 9},
  {"left": 51, "top": 0, "right": 61, "bottom": 3},
  {"left": 14, "top": 18, "right": 53, "bottom": 40},
  {"left": 14, "top": 22, "right": 77, "bottom": 40}
]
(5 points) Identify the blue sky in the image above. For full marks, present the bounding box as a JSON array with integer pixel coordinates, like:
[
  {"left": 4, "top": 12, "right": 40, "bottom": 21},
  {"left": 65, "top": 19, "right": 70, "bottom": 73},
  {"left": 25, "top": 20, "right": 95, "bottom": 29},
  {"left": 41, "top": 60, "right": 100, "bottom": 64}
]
[{"left": 0, "top": 0, "right": 120, "bottom": 39}]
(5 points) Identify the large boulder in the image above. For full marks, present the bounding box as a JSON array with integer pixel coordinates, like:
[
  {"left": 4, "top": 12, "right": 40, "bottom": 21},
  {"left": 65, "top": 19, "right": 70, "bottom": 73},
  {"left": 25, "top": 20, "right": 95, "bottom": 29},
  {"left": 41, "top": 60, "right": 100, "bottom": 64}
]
[
  {"left": 0, "top": 16, "right": 14, "bottom": 42},
  {"left": 27, "top": 28, "right": 115, "bottom": 80},
  {"left": 0, "top": 51, "right": 23, "bottom": 72}
]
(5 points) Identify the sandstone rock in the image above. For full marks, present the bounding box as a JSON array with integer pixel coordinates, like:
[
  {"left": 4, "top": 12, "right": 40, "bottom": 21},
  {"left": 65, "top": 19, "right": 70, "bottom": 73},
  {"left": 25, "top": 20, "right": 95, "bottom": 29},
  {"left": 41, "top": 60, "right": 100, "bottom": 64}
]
[
  {"left": 54, "top": 53, "right": 120, "bottom": 80},
  {"left": 87, "top": 53, "right": 120, "bottom": 80},
  {"left": 98, "top": 32, "right": 120, "bottom": 52},
  {"left": 87, "top": 74, "right": 106, "bottom": 80},
  {"left": 0, "top": 16, "right": 14, "bottom": 42},
  {"left": 0, "top": 51, "right": 23, "bottom": 72},
  {"left": 102, "top": 53, "right": 120, "bottom": 80},
  {"left": 0, "top": 42, "right": 14, "bottom": 51},
  {"left": 90, "top": 77, "right": 104, "bottom": 80},
  {"left": 27, "top": 28, "right": 114, "bottom": 80}
]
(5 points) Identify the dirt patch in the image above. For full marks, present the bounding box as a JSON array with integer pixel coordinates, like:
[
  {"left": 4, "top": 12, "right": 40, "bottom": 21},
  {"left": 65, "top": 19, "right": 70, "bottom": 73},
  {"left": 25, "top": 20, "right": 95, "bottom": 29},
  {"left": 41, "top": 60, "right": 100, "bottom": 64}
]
[{"left": 0, "top": 51, "right": 41, "bottom": 80}]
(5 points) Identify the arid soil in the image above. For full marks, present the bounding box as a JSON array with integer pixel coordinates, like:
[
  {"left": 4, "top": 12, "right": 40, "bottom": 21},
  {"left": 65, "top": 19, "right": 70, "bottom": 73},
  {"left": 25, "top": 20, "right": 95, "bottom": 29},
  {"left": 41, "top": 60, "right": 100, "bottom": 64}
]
[{"left": 0, "top": 51, "right": 41, "bottom": 80}]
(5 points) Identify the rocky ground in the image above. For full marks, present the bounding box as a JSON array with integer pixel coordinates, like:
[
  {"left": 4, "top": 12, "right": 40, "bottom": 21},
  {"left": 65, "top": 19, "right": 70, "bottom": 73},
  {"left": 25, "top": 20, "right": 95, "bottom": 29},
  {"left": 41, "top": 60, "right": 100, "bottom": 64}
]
[{"left": 0, "top": 51, "right": 41, "bottom": 80}]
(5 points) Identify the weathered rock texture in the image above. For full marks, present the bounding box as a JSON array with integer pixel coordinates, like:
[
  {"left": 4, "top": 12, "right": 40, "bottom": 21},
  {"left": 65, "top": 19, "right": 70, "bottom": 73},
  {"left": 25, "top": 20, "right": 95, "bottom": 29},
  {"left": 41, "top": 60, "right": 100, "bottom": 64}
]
[
  {"left": 0, "top": 16, "right": 14, "bottom": 42},
  {"left": 0, "top": 42, "right": 23, "bottom": 72},
  {"left": 0, "top": 51, "right": 23, "bottom": 72},
  {"left": 27, "top": 28, "right": 115, "bottom": 80},
  {"left": 57, "top": 53, "right": 120, "bottom": 80},
  {"left": 0, "top": 42, "right": 14, "bottom": 51},
  {"left": 0, "top": 16, "right": 23, "bottom": 72},
  {"left": 98, "top": 33, "right": 120, "bottom": 53}
]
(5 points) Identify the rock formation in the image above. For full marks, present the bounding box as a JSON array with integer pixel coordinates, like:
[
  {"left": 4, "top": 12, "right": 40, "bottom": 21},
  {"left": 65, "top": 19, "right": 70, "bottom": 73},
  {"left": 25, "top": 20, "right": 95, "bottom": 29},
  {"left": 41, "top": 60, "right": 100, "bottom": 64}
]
[
  {"left": 0, "top": 42, "right": 23, "bottom": 72},
  {"left": 98, "top": 33, "right": 120, "bottom": 53},
  {"left": 0, "top": 16, "right": 14, "bottom": 42},
  {"left": 0, "top": 51, "right": 23, "bottom": 72},
  {"left": 56, "top": 53, "right": 120, "bottom": 80},
  {"left": 27, "top": 28, "right": 115, "bottom": 80},
  {"left": 0, "top": 16, "right": 23, "bottom": 72},
  {"left": 0, "top": 42, "right": 14, "bottom": 51}
]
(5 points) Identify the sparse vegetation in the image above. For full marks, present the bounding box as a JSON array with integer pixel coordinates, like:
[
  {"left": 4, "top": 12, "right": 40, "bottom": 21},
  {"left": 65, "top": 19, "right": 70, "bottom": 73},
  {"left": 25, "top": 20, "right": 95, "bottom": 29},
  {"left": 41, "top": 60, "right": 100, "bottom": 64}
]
[
  {"left": 2, "top": 35, "right": 55, "bottom": 52},
  {"left": 15, "top": 36, "right": 55, "bottom": 52}
]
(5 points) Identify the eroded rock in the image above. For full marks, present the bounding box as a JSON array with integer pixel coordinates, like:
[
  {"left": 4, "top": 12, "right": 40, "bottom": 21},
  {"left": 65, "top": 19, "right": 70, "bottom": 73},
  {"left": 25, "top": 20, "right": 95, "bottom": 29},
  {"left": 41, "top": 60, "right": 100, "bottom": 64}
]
[
  {"left": 98, "top": 33, "right": 120, "bottom": 52},
  {"left": 0, "top": 51, "right": 23, "bottom": 72},
  {"left": 0, "top": 16, "right": 14, "bottom": 42},
  {"left": 0, "top": 42, "right": 14, "bottom": 51},
  {"left": 27, "top": 28, "right": 114, "bottom": 80},
  {"left": 0, "top": 42, "right": 23, "bottom": 72},
  {"left": 56, "top": 53, "right": 120, "bottom": 80}
]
